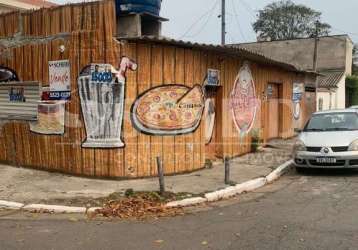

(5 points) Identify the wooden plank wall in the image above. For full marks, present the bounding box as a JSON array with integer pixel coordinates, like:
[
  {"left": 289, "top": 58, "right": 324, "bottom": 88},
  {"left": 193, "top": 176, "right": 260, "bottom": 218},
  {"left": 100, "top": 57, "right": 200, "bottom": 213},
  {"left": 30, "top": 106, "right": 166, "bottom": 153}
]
[
  {"left": 206, "top": 61, "right": 296, "bottom": 159},
  {"left": 0, "top": 0, "right": 297, "bottom": 178},
  {"left": 0, "top": 0, "right": 116, "bottom": 38}
]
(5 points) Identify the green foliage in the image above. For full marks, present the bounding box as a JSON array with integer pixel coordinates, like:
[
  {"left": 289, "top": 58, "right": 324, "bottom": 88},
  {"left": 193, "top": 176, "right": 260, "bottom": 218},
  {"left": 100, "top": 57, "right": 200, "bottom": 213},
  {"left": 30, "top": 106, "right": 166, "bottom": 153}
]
[
  {"left": 346, "top": 75, "right": 358, "bottom": 89},
  {"left": 353, "top": 44, "right": 358, "bottom": 75},
  {"left": 250, "top": 128, "right": 263, "bottom": 152},
  {"left": 346, "top": 76, "right": 358, "bottom": 106},
  {"left": 253, "top": 0, "right": 331, "bottom": 41}
]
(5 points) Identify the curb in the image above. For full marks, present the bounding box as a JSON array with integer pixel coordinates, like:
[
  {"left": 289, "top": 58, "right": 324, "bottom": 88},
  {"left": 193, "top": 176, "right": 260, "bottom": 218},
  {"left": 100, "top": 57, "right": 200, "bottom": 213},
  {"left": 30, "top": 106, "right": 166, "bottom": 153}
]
[
  {"left": 166, "top": 159, "right": 293, "bottom": 208},
  {"left": 23, "top": 204, "right": 86, "bottom": 214},
  {"left": 0, "top": 160, "right": 293, "bottom": 213},
  {"left": 0, "top": 200, "right": 25, "bottom": 210}
]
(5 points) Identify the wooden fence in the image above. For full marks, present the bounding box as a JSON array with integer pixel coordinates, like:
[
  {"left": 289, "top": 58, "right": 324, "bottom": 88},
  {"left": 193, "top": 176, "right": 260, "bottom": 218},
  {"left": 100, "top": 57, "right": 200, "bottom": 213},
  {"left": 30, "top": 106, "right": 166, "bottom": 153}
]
[{"left": 0, "top": 0, "right": 302, "bottom": 178}]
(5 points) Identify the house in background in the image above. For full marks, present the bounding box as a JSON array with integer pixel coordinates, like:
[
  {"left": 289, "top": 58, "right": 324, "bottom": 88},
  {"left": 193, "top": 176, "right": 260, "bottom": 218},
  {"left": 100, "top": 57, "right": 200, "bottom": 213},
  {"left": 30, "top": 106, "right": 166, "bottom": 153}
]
[
  {"left": 235, "top": 35, "right": 354, "bottom": 111},
  {"left": 0, "top": 0, "right": 55, "bottom": 14}
]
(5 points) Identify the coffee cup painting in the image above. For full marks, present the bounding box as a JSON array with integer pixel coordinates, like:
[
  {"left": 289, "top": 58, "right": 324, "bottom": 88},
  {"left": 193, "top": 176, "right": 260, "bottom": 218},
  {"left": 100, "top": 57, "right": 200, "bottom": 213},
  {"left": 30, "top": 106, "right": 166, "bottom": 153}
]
[
  {"left": 78, "top": 57, "right": 137, "bottom": 148},
  {"left": 230, "top": 62, "right": 258, "bottom": 135}
]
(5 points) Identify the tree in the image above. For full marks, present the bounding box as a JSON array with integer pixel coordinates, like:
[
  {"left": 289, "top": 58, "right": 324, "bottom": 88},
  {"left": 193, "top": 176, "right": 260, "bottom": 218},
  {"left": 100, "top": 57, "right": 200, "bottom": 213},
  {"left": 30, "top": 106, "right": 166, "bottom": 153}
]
[
  {"left": 253, "top": 0, "right": 331, "bottom": 41},
  {"left": 353, "top": 44, "right": 358, "bottom": 75}
]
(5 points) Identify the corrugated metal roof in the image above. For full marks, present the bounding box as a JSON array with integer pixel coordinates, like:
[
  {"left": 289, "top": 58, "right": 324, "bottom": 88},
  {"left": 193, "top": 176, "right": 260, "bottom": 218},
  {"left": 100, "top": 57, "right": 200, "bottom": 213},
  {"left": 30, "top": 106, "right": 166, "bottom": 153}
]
[
  {"left": 118, "top": 36, "right": 317, "bottom": 75},
  {"left": 317, "top": 71, "right": 345, "bottom": 88},
  {"left": 18, "top": 0, "right": 56, "bottom": 8}
]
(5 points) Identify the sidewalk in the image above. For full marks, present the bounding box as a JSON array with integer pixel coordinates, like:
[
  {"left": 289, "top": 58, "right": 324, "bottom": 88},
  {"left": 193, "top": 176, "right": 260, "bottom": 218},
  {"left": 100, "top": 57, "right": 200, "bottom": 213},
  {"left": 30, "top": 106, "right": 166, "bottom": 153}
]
[{"left": 0, "top": 138, "right": 294, "bottom": 206}]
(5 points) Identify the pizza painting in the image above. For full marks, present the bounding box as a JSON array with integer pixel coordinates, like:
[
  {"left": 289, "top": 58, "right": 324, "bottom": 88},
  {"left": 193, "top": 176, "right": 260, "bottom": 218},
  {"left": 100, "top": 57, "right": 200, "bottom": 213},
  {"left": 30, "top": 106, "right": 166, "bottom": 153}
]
[
  {"left": 131, "top": 84, "right": 205, "bottom": 136},
  {"left": 230, "top": 62, "right": 258, "bottom": 135}
]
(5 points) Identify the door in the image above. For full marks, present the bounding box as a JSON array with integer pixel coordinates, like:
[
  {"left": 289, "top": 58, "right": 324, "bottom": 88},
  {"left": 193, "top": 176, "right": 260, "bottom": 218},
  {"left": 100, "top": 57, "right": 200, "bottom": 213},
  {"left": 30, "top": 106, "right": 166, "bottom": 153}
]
[{"left": 268, "top": 83, "right": 279, "bottom": 139}]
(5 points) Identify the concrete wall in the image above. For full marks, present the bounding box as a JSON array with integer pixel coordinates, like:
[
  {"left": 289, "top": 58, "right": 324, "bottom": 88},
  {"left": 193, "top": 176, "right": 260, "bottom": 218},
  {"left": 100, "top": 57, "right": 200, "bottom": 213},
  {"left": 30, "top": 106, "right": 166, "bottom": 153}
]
[
  {"left": 346, "top": 39, "right": 353, "bottom": 75},
  {"left": 317, "top": 90, "right": 335, "bottom": 111},
  {"left": 238, "top": 35, "right": 353, "bottom": 72},
  {"left": 336, "top": 76, "right": 346, "bottom": 108},
  {"left": 316, "top": 82, "right": 346, "bottom": 111}
]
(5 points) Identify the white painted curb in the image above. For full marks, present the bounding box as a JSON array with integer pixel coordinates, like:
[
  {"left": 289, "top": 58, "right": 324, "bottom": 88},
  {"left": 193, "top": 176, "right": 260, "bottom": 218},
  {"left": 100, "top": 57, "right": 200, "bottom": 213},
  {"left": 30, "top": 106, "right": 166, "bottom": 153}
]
[
  {"left": 166, "top": 159, "right": 293, "bottom": 208},
  {"left": 87, "top": 207, "right": 102, "bottom": 213},
  {"left": 0, "top": 160, "right": 294, "bottom": 213},
  {"left": 166, "top": 197, "right": 207, "bottom": 208},
  {"left": 205, "top": 177, "right": 267, "bottom": 202},
  {"left": 266, "top": 160, "right": 293, "bottom": 183},
  {"left": 23, "top": 204, "right": 86, "bottom": 214},
  {"left": 0, "top": 200, "right": 25, "bottom": 210}
]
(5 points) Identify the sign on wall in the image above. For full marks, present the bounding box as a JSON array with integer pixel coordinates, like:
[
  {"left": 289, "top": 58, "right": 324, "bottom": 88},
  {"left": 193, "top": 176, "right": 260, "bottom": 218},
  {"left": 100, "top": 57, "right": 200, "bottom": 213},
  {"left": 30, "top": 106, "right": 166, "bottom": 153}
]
[
  {"left": 230, "top": 62, "right": 258, "bottom": 135},
  {"left": 293, "top": 82, "right": 304, "bottom": 120},
  {"left": 0, "top": 82, "right": 40, "bottom": 121},
  {"left": 48, "top": 60, "right": 71, "bottom": 100},
  {"left": 131, "top": 84, "right": 205, "bottom": 136},
  {"left": 205, "top": 69, "right": 220, "bottom": 86},
  {"left": 78, "top": 57, "right": 137, "bottom": 148},
  {"left": 267, "top": 84, "right": 273, "bottom": 97},
  {"left": 292, "top": 82, "right": 304, "bottom": 102}
]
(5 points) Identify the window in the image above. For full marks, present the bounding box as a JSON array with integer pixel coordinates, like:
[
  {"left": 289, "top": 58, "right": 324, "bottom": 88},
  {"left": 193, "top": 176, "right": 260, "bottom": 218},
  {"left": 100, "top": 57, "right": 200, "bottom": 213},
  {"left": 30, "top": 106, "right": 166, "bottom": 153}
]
[{"left": 304, "top": 112, "right": 358, "bottom": 132}]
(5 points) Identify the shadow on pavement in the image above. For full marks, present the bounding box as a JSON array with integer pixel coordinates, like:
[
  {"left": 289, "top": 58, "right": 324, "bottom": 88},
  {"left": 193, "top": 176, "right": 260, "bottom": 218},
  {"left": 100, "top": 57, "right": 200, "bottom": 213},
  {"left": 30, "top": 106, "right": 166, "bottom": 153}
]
[{"left": 295, "top": 167, "right": 358, "bottom": 177}]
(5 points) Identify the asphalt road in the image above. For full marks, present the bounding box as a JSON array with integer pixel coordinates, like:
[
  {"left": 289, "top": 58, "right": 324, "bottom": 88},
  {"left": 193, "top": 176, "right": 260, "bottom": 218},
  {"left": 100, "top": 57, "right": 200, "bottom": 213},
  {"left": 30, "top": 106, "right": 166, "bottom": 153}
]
[{"left": 1, "top": 168, "right": 358, "bottom": 250}]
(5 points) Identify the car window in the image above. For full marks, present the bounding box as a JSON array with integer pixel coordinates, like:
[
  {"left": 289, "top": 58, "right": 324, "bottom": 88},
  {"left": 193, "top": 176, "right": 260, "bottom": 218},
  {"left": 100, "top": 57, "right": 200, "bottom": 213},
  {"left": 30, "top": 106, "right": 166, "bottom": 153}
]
[{"left": 304, "top": 112, "right": 358, "bottom": 131}]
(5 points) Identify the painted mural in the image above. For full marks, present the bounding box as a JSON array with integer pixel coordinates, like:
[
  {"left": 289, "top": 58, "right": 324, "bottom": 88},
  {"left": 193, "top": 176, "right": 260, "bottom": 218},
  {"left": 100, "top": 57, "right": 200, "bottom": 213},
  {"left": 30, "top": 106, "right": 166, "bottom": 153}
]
[
  {"left": 292, "top": 83, "right": 304, "bottom": 120},
  {"left": 293, "top": 102, "right": 301, "bottom": 120},
  {"left": 230, "top": 62, "right": 258, "bottom": 135},
  {"left": 0, "top": 66, "right": 19, "bottom": 82},
  {"left": 204, "top": 98, "right": 215, "bottom": 144},
  {"left": 78, "top": 57, "right": 137, "bottom": 148},
  {"left": 30, "top": 101, "right": 65, "bottom": 135},
  {"left": 131, "top": 84, "right": 205, "bottom": 136}
]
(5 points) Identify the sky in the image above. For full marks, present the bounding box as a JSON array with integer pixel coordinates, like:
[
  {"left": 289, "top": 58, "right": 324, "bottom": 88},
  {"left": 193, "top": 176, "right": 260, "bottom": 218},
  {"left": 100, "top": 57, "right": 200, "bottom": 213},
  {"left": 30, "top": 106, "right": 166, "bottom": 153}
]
[{"left": 51, "top": 0, "right": 358, "bottom": 45}]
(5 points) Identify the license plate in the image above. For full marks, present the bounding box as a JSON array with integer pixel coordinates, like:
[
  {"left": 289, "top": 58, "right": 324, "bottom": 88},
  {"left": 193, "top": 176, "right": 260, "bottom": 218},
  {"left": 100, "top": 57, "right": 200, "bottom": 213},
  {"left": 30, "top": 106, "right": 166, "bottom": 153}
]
[{"left": 316, "top": 157, "right": 336, "bottom": 164}]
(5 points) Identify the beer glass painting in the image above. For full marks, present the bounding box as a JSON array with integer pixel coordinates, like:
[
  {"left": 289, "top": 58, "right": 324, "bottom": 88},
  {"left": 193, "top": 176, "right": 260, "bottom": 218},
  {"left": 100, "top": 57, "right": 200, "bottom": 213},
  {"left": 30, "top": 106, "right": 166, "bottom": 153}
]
[{"left": 78, "top": 57, "right": 137, "bottom": 148}]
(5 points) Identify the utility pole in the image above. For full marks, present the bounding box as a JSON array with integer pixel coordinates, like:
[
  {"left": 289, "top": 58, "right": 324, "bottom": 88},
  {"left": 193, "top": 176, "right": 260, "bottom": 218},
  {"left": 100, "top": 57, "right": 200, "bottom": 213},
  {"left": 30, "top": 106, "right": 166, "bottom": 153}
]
[
  {"left": 221, "top": 0, "right": 226, "bottom": 45},
  {"left": 313, "top": 20, "right": 319, "bottom": 110}
]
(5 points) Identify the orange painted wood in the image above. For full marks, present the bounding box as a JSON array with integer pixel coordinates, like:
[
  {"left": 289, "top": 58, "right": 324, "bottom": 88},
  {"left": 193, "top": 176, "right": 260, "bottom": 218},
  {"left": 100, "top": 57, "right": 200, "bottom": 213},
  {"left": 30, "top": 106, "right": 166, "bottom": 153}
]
[
  {"left": 149, "top": 45, "right": 163, "bottom": 176},
  {"left": 173, "top": 48, "right": 186, "bottom": 173},
  {"left": 136, "top": 43, "right": 152, "bottom": 177},
  {"left": 184, "top": 49, "right": 194, "bottom": 172},
  {"left": 192, "top": 49, "right": 203, "bottom": 170},
  {"left": 0, "top": 0, "right": 299, "bottom": 177},
  {"left": 162, "top": 45, "right": 176, "bottom": 174},
  {"left": 268, "top": 84, "right": 280, "bottom": 139},
  {"left": 122, "top": 42, "right": 139, "bottom": 178}
]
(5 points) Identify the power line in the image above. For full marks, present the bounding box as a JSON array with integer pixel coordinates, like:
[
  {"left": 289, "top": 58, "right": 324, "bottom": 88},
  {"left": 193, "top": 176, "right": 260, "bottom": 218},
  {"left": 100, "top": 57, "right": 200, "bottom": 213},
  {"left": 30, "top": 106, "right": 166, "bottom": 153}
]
[
  {"left": 238, "top": 0, "right": 256, "bottom": 19},
  {"left": 179, "top": 0, "right": 220, "bottom": 39},
  {"left": 231, "top": 0, "right": 247, "bottom": 42}
]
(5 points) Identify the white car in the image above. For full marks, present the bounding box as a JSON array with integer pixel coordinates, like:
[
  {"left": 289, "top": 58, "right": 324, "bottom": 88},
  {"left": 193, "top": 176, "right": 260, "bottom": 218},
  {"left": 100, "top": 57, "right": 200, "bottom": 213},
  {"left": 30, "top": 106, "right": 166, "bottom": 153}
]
[{"left": 293, "top": 109, "right": 358, "bottom": 170}]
